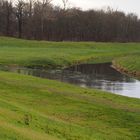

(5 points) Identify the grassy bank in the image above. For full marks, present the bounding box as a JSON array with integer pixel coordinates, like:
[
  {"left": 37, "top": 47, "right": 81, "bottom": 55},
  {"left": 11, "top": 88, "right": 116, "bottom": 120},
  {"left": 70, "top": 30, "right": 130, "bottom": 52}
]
[
  {"left": 0, "top": 37, "right": 140, "bottom": 68},
  {"left": 113, "top": 54, "right": 140, "bottom": 78},
  {"left": 0, "top": 37, "right": 140, "bottom": 140},
  {"left": 0, "top": 71, "right": 140, "bottom": 140}
]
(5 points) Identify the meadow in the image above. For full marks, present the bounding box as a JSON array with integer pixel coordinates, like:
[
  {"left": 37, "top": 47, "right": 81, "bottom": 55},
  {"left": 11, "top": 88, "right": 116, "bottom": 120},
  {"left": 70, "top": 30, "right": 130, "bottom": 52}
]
[{"left": 0, "top": 37, "right": 140, "bottom": 140}]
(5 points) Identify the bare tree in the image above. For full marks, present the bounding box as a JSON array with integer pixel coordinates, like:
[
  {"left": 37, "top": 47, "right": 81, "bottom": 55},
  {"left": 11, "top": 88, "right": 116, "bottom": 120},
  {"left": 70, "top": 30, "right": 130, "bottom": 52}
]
[
  {"left": 38, "top": 0, "right": 52, "bottom": 39},
  {"left": 28, "top": 0, "right": 33, "bottom": 18},
  {"left": 4, "top": 0, "right": 13, "bottom": 36},
  {"left": 62, "top": 0, "right": 68, "bottom": 10},
  {"left": 16, "top": 0, "right": 25, "bottom": 38}
]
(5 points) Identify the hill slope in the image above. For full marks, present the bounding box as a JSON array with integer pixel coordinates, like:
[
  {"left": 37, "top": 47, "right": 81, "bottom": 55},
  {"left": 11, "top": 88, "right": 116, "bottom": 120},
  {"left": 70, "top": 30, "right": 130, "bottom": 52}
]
[{"left": 0, "top": 37, "right": 140, "bottom": 140}]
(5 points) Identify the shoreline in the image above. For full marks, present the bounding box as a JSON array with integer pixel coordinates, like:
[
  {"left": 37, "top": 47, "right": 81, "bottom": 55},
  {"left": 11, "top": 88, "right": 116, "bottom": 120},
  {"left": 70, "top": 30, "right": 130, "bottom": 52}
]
[{"left": 112, "top": 61, "right": 140, "bottom": 79}]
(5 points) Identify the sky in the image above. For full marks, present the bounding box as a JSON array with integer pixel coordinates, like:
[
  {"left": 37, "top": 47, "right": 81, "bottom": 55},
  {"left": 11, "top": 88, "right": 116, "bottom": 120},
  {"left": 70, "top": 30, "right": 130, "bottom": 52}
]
[{"left": 52, "top": 0, "right": 140, "bottom": 17}]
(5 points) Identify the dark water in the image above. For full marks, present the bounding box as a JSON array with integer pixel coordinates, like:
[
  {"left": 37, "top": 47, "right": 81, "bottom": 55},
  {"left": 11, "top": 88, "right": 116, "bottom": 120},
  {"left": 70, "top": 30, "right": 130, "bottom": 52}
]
[{"left": 0, "top": 63, "right": 140, "bottom": 98}]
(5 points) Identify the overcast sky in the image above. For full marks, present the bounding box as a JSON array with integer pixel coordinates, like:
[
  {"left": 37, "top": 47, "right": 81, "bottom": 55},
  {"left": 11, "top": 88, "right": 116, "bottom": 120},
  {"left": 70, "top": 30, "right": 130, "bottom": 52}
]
[{"left": 52, "top": 0, "right": 140, "bottom": 17}]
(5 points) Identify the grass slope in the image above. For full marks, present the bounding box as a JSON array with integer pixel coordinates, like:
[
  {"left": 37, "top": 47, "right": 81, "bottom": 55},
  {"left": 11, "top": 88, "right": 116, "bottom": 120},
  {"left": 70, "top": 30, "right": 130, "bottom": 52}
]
[
  {"left": 0, "top": 37, "right": 140, "bottom": 69},
  {"left": 113, "top": 54, "right": 140, "bottom": 78},
  {"left": 0, "top": 71, "right": 140, "bottom": 140},
  {"left": 0, "top": 37, "right": 140, "bottom": 140}
]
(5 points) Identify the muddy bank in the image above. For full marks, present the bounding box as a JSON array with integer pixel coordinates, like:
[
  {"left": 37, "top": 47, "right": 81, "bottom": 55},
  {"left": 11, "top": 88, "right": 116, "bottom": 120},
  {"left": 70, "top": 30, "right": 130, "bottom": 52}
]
[{"left": 112, "top": 61, "right": 140, "bottom": 79}]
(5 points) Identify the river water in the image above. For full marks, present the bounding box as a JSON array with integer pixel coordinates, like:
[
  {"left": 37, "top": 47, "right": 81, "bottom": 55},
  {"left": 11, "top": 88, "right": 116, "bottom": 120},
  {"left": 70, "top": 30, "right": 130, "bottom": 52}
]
[{"left": 0, "top": 63, "right": 140, "bottom": 98}]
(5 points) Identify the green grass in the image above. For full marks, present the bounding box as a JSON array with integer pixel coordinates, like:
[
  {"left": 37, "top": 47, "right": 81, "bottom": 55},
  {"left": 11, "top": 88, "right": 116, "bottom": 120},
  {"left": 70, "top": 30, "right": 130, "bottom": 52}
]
[
  {"left": 0, "top": 37, "right": 140, "bottom": 140},
  {"left": 0, "top": 37, "right": 140, "bottom": 68},
  {"left": 0, "top": 71, "right": 140, "bottom": 140}
]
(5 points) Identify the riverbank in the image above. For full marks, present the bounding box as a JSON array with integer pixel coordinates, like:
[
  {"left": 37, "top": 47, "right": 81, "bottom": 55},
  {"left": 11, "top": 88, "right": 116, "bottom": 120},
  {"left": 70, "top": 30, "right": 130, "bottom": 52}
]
[
  {"left": 0, "top": 37, "right": 140, "bottom": 140},
  {"left": 113, "top": 55, "right": 140, "bottom": 79},
  {"left": 0, "top": 71, "right": 140, "bottom": 140},
  {"left": 0, "top": 37, "right": 140, "bottom": 68}
]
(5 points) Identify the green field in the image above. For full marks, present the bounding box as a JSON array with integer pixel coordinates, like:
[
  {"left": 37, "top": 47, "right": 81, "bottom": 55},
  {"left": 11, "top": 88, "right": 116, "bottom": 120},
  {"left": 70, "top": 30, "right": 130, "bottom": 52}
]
[
  {"left": 0, "top": 37, "right": 140, "bottom": 140},
  {"left": 0, "top": 37, "right": 140, "bottom": 68}
]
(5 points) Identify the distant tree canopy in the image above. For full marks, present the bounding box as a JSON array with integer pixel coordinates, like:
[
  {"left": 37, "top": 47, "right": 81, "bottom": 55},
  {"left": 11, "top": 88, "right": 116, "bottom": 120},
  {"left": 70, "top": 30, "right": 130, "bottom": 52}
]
[{"left": 0, "top": 0, "right": 140, "bottom": 42}]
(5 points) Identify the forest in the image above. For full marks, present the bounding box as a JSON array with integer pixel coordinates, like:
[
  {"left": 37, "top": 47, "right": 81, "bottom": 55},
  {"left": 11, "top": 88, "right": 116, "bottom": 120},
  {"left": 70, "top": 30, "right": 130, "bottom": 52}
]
[{"left": 0, "top": 0, "right": 140, "bottom": 42}]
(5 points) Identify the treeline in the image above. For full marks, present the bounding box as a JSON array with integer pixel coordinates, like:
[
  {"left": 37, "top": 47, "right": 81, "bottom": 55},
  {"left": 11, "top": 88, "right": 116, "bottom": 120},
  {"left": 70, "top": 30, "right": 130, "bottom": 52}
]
[{"left": 0, "top": 0, "right": 140, "bottom": 42}]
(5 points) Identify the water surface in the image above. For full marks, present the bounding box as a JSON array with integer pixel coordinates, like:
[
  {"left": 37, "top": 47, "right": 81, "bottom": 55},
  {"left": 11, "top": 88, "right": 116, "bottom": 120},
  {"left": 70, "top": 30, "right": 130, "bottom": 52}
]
[{"left": 0, "top": 63, "right": 140, "bottom": 98}]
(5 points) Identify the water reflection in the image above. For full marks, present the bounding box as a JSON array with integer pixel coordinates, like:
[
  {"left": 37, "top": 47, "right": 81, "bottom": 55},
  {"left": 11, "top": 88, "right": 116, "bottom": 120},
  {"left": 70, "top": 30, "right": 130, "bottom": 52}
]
[{"left": 0, "top": 63, "right": 140, "bottom": 98}]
